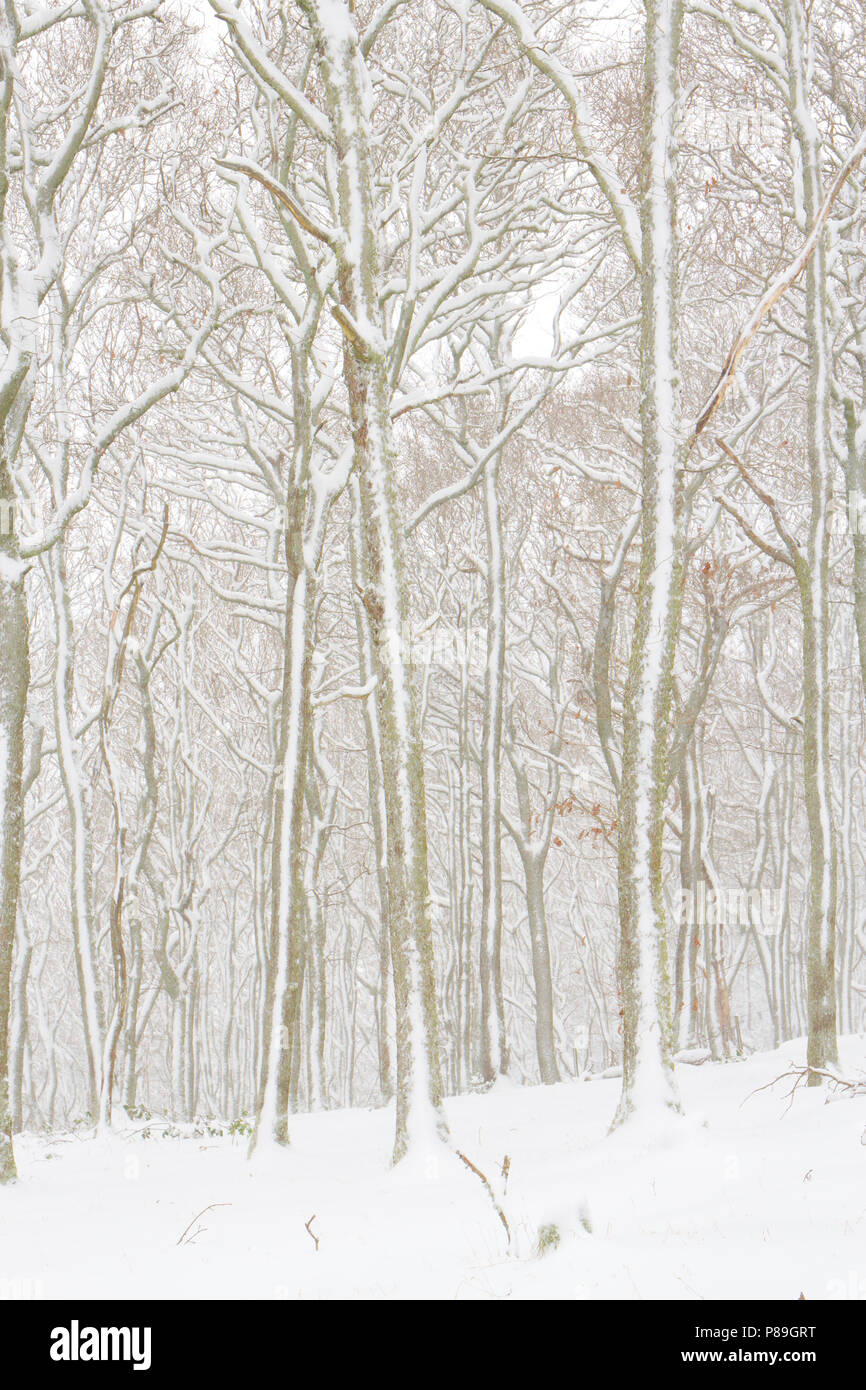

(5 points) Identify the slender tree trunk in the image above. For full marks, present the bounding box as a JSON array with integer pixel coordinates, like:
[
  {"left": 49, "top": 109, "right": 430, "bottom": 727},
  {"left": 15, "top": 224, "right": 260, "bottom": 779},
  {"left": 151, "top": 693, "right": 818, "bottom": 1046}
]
[
  {"left": 9, "top": 907, "right": 30, "bottom": 1130},
  {"left": 785, "top": 0, "right": 839, "bottom": 1081},
  {"left": 257, "top": 482, "right": 316, "bottom": 1147},
  {"left": 479, "top": 447, "right": 508, "bottom": 1081},
  {"left": 349, "top": 478, "right": 393, "bottom": 1101},
  {"left": 843, "top": 399, "right": 866, "bottom": 695},
  {"left": 520, "top": 849, "right": 560, "bottom": 1085},
  {"left": 674, "top": 754, "right": 701, "bottom": 1050},
  {"left": 613, "top": 0, "right": 684, "bottom": 1127},
  {"left": 49, "top": 544, "right": 104, "bottom": 1116},
  {"left": 0, "top": 444, "right": 29, "bottom": 1182}
]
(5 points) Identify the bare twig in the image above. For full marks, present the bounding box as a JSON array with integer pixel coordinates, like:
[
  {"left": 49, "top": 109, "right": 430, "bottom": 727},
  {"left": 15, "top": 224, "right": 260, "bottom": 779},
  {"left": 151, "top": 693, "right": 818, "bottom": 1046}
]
[
  {"left": 743, "top": 1066, "right": 866, "bottom": 1116},
  {"left": 456, "top": 1150, "right": 511, "bottom": 1250},
  {"left": 500, "top": 1154, "right": 511, "bottom": 1195},
  {"left": 305, "top": 1214, "right": 320, "bottom": 1252},
  {"left": 176, "top": 1203, "right": 231, "bottom": 1247},
  {"left": 715, "top": 438, "right": 800, "bottom": 563}
]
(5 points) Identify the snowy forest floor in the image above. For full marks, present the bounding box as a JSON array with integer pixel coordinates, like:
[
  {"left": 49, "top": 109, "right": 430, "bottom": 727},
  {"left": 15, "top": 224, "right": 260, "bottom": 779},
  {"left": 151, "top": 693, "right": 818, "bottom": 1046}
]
[{"left": 3, "top": 1038, "right": 866, "bottom": 1301}]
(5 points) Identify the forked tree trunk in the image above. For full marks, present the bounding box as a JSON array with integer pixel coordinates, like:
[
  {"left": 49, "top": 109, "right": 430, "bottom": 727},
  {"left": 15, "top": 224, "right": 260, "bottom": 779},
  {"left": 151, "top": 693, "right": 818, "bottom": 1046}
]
[{"left": 298, "top": 0, "right": 446, "bottom": 1162}]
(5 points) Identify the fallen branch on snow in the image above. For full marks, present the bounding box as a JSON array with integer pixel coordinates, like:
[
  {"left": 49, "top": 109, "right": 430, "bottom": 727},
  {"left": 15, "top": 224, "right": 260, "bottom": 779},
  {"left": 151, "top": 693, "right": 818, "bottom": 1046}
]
[
  {"left": 744, "top": 1067, "right": 866, "bottom": 1115},
  {"left": 456, "top": 1149, "right": 511, "bottom": 1251}
]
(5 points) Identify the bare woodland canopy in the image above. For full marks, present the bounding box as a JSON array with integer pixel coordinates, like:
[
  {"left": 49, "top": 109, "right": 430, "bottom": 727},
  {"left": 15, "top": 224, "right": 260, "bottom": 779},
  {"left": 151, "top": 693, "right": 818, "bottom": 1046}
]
[{"left": 1, "top": 0, "right": 866, "bottom": 1181}]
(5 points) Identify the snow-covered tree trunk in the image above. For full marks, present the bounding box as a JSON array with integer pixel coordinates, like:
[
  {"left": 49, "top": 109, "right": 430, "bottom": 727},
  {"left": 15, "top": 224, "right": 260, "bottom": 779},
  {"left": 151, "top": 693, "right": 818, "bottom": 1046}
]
[
  {"left": 256, "top": 484, "right": 318, "bottom": 1148},
  {"left": 843, "top": 399, "right": 866, "bottom": 696},
  {"left": 479, "top": 441, "right": 509, "bottom": 1083},
  {"left": 613, "top": 0, "right": 685, "bottom": 1128},
  {"left": 349, "top": 477, "right": 393, "bottom": 1101},
  {"left": 48, "top": 544, "right": 104, "bottom": 1116},
  {"left": 784, "top": 0, "right": 839, "bottom": 1081},
  {"left": 0, "top": 449, "right": 28, "bottom": 1182},
  {"left": 297, "top": 0, "right": 446, "bottom": 1162},
  {"left": 674, "top": 753, "right": 701, "bottom": 1051},
  {"left": 302, "top": 731, "right": 339, "bottom": 1111}
]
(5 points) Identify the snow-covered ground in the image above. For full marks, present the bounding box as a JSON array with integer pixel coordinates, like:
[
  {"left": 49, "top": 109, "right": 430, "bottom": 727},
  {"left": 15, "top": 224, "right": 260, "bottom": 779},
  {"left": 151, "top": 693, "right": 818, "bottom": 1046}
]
[{"left": 3, "top": 1038, "right": 865, "bottom": 1301}]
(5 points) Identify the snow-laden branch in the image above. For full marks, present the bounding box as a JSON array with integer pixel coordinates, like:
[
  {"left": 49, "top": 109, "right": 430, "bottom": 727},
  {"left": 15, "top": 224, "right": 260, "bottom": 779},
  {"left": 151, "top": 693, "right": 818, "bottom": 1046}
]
[
  {"left": 473, "top": 0, "right": 641, "bottom": 269},
  {"left": 692, "top": 124, "right": 866, "bottom": 442}
]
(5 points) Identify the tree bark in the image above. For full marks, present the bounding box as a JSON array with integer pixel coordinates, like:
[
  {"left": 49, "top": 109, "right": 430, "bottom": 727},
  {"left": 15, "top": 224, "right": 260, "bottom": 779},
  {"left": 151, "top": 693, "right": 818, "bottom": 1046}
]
[{"left": 613, "top": 0, "right": 685, "bottom": 1127}]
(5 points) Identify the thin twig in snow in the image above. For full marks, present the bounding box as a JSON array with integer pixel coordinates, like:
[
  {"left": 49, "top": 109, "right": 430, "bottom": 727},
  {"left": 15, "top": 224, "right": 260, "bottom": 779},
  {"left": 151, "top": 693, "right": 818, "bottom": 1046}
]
[
  {"left": 456, "top": 1150, "right": 511, "bottom": 1250},
  {"left": 176, "top": 1203, "right": 232, "bottom": 1246}
]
